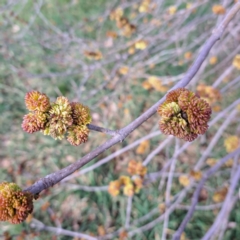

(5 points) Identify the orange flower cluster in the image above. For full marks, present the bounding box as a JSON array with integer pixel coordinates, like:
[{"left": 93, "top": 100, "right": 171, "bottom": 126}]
[
  {"left": 108, "top": 160, "right": 147, "bottom": 197},
  {"left": 212, "top": 5, "right": 226, "bottom": 15},
  {"left": 110, "top": 8, "right": 136, "bottom": 37},
  {"left": 127, "top": 160, "right": 147, "bottom": 177},
  {"left": 0, "top": 182, "right": 33, "bottom": 224},
  {"left": 158, "top": 88, "right": 211, "bottom": 141},
  {"left": 196, "top": 84, "right": 221, "bottom": 106},
  {"left": 22, "top": 91, "right": 91, "bottom": 146}
]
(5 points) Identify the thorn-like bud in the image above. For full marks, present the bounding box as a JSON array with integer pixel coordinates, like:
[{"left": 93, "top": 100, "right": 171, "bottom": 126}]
[{"left": 0, "top": 182, "right": 33, "bottom": 224}]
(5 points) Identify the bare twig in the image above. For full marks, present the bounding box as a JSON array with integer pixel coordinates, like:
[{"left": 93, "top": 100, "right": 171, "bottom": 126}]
[
  {"left": 125, "top": 196, "right": 133, "bottom": 229},
  {"left": 195, "top": 109, "right": 238, "bottom": 170},
  {"left": 101, "top": 189, "right": 190, "bottom": 239},
  {"left": 143, "top": 136, "right": 173, "bottom": 166},
  {"left": 60, "top": 183, "right": 108, "bottom": 192},
  {"left": 231, "top": 153, "right": 240, "bottom": 179},
  {"left": 212, "top": 65, "right": 234, "bottom": 88},
  {"left": 128, "top": 189, "right": 189, "bottom": 238},
  {"left": 220, "top": 75, "right": 240, "bottom": 93},
  {"left": 176, "top": 203, "right": 223, "bottom": 211},
  {"left": 162, "top": 139, "right": 179, "bottom": 240},
  {"left": 30, "top": 219, "right": 97, "bottom": 240},
  {"left": 87, "top": 124, "right": 119, "bottom": 136},
  {"left": 202, "top": 166, "right": 240, "bottom": 240},
  {"left": 173, "top": 148, "right": 240, "bottom": 240},
  {"left": 216, "top": 196, "right": 238, "bottom": 240}
]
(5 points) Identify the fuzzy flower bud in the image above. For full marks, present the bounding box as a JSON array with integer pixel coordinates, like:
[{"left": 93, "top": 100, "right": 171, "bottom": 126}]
[
  {"left": 0, "top": 182, "right": 33, "bottom": 224},
  {"left": 67, "top": 125, "right": 89, "bottom": 146},
  {"left": 25, "top": 91, "right": 50, "bottom": 112},
  {"left": 158, "top": 88, "right": 211, "bottom": 141},
  {"left": 70, "top": 102, "right": 92, "bottom": 125},
  {"left": 48, "top": 97, "right": 73, "bottom": 139},
  {"left": 22, "top": 112, "right": 47, "bottom": 133}
]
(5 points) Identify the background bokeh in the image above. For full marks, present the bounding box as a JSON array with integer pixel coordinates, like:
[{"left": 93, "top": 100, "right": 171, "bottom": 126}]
[{"left": 0, "top": 0, "right": 240, "bottom": 239}]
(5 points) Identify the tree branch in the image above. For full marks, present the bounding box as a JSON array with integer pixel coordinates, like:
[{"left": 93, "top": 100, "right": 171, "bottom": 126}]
[
  {"left": 24, "top": 3, "right": 240, "bottom": 195},
  {"left": 202, "top": 168, "right": 240, "bottom": 240}
]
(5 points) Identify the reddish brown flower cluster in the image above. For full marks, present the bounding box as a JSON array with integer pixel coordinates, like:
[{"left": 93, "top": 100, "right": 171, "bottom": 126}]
[
  {"left": 158, "top": 88, "right": 211, "bottom": 141},
  {"left": 22, "top": 91, "right": 91, "bottom": 146},
  {"left": 0, "top": 182, "right": 33, "bottom": 224}
]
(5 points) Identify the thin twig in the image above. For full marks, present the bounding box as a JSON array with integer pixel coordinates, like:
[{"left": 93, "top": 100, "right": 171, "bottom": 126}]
[
  {"left": 231, "top": 153, "right": 240, "bottom": 179},
  {"left": 128, "top": 189, "right": 188, "bottom": 238},
  {"left": 212, "top": 65, "right": 234, "bottom": 88},
  {"left": 30, "top": 219, "right": 97, "bottom": 240},
  {"left": 143, "top": 136, "right": 173, "bottom": 166},
  {"left": 176, "top": 203, "right": 223, "bottom": 211},
  {"left": 220, "top": 75, "right": 240, "bottom": 93},
  {"left": 125, "top": 196, "right": 133, "bottom": 229},
  {"left": 173, "top": 148, "right": 240, "bottom": 240},
  {"left": 195, "top": 109, "right": 238, "bottom": 170},
  {"left": 162, "top": 139, "right": 179, "bottom": 240},
  {"left": 87, "top": 124, "right": 119, "bottom": 136},
  {"left": 60, "top": 183, "right": 108, "bottom": 192},
  {"left": 202, "top": 166, "right": 240, "bottom": 240}
]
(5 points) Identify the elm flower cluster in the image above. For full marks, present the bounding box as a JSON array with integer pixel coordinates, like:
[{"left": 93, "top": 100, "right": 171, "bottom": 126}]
[
  {"left": 0, "top": 182, "right": 33, "bottom": 224},
  {"left": 158, "top": 88, "right": 211, "bottom": 141},
  {"left": 196, "top": 84, "right": 221, "bottom": 106},
  {"left": 108, "top": 160, "right": 147, "bottom": 197},
  {"left": 22, "top": 91, "right": 91, "bottom": 146},
  {"left": 110, "top": 8, "right": 136, "bottom": 37},
  {"left": 22, "top": 91, "right": 50, "bottom": 133}
]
